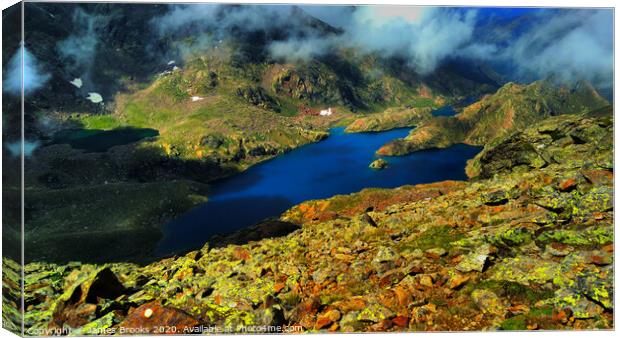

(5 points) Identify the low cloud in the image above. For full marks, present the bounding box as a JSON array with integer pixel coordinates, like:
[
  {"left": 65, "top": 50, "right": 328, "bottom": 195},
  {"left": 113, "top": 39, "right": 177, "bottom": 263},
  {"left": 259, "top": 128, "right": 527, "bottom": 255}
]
[
  {"left": 265, "top": 7, "right": 481, "bottom": 74},
  {"left": 56, "top": 8, "right": 110, "bottom": 89},
  {"left": 154, "top": 3, "right": 218, "bottom": 36},
  {"left": 154, "top": 4, "right": 304, "bottom": 39},
  {"left": 343, "top": 7, "right": 479, "bottom": 74},
  {"left": 499, "top": 9, "right": 613, "bottom": 88},
  {"left": 64, "top": 5, "right": 614, "bottom": 90},
  {"left": 3, "top": 45, "right": 50, "bottom": 95},
  {"left": 268, "top": 36, "right": 334, "bottom": 62},
  {"left": 153, "top": 4, "right": 343, "bottom": 61}
]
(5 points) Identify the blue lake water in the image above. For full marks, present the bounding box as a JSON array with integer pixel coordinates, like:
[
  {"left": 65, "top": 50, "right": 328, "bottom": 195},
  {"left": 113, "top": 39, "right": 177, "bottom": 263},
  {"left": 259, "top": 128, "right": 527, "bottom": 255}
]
[
  {"left": 157, "top": 127, "right": 481, "bottom": 255},
  {"left": 431, "top": 106, "right": 458, "bottom": 116},
  {"left": 53, "top": 128, "right": 159, "bottom": 152}
]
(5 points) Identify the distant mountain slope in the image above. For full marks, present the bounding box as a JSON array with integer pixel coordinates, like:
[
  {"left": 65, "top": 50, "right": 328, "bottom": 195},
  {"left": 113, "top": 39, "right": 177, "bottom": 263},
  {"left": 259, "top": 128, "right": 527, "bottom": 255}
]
[
  {"left": 62, "top": 42, "right": 501, "bottom": 168},
  {"left": 20, "top": 3, "right": 504, "bottom": 167},
  {"left": 20, "top": 3, "right": 499, "bottom": 122},
  {"left": 344, "top": 106, "right": 434, "bottom": 133},
  {"left": 377, "top": 80, "right": 609, "bottom": 156}
]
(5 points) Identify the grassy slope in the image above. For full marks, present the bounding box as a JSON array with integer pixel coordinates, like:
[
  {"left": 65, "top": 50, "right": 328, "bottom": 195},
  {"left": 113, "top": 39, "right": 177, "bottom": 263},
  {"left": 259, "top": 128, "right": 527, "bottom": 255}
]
[
  {"left": 85, "top": 55, "right": 332, "bottom": 167},
  {"left": 74, "top": 48, "right": 457, "bottom": 160}
]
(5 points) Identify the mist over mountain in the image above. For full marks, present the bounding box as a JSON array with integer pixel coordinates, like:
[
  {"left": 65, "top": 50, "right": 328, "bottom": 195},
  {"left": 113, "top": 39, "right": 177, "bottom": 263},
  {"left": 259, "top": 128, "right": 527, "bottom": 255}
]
[
  {"left": 150, "top": 5, "right": 613, "bottom": 90},
  {"left": 14, "top": 3, "right": 613, "bottom": 103}
]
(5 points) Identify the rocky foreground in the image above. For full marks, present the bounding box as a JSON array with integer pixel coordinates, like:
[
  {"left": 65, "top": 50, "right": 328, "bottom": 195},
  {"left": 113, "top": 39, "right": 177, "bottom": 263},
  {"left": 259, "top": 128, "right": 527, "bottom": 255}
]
[{"left": 3, "top": 113, "right": 613, "bottom": 334}]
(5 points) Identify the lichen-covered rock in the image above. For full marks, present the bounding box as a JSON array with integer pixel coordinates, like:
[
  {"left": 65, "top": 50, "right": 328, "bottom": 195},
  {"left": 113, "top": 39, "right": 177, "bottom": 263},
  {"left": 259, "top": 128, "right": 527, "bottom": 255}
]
[
  {"left": 545, "top": 243, "right": 574, "bottom": 257},
  {"left": 373, "top": 247, "right": 399, "bottom": 265},
  {"left": 314, "top": 309, "right": 341, "bottom": 330},
  {"left": 425, "top": 248, "right": 447, "bottom": 257},
  {"left": 447, "top": 272, "right": 470, "bottom": 289},
  {"left": 456, "top": 245, "right": 493, "bottom": 273},
  {"left": 356, "top": 304, "right": 394, "bottom": 323},
  {"left": 467, "top": 114, "right": 612, "bottom": 179},
  {"left": 471, "top": 289, "right": 505, "bottom": 316},
  {"left": 118, "top": 301, "right": 200, "bottom": 334}
]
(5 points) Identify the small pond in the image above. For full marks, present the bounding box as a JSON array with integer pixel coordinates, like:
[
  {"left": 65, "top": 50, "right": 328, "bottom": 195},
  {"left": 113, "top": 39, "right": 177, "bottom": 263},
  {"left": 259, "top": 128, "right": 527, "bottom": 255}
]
[{"left": 53, "top": 128, "right": 159, "bottom": 152}]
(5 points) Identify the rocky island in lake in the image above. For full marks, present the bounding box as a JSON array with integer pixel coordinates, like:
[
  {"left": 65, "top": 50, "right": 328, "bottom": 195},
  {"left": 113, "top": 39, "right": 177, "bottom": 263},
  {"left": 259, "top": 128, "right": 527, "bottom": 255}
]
[
  {"left": 369, "top": 158, "right": 389, "bottom": 170},
  {"left": 1, "top": 3, "right": 614, "bottom": 335}
]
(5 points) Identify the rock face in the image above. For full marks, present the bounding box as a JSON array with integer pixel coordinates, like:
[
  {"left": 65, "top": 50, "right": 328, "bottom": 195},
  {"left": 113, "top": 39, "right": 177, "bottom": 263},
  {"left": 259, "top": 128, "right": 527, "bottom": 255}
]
[
  {"left": 377, "top": 80, "right": 610, "bottom": 156},
  {"left": 369, "top": 158, "right": 389, "bottom": 170},
  {"left": 5, "top": 114, "right": 614, "bottom": 333},
  {"left": 465, "top": 113, "right": 612, "bottom": 179}
]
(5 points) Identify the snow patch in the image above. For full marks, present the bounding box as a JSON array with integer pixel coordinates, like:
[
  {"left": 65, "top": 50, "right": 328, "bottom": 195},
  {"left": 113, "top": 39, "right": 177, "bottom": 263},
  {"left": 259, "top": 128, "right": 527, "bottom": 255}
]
[
  {"left": 86, "top": 92, "right": 103, "bottom": 103},
  {"left": 70, "top": 78, "right": 83, "bottom": 88}
]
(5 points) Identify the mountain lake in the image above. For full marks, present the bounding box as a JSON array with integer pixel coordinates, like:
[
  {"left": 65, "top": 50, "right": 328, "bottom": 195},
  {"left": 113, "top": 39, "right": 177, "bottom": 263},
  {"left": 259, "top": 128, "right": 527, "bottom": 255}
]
[{"left": 157, "top": 127, "right": 482, "bottom": 255}]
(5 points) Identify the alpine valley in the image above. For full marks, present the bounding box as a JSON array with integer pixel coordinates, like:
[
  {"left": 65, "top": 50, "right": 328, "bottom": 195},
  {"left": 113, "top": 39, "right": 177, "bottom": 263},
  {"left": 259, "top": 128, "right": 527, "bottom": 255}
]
[{"left": 1, "top": 3, "right": 614, "bottom": 334}]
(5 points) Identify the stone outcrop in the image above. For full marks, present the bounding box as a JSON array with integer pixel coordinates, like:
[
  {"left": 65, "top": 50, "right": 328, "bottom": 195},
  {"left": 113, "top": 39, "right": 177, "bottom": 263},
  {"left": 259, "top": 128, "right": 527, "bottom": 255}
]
[{"left": 465, "top": 114, "right": 612, "bottom": 179}]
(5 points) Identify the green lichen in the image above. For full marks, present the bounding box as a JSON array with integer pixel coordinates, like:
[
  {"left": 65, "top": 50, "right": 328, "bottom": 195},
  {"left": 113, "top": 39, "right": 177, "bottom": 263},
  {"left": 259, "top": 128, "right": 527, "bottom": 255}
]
[
  {"left": 489, "top": 227, "right": 533, "bottom": 247},
  {"left": 490, "top": 257, "right": 559, "bottom": 285},
  {"left": 537, "top": 226, "right": 613, "bottom": 246},
  {"left": 356, "top": 304, "right": 393, "bottom": 323}
]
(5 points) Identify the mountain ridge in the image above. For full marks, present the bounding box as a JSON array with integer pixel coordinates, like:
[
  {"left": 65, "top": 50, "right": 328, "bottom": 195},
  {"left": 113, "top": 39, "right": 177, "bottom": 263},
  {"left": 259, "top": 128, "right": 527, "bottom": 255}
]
[{"left": 376, "top": 80, "right": 609, "bottom": 156}]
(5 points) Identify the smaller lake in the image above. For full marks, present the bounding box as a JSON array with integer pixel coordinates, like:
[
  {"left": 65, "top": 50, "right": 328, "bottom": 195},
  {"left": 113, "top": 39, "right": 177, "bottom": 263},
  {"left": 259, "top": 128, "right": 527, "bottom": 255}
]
[
  {"left": 53, "top": 128, "right": 159, "bottom": 152},
  {"left": 431, "top": 97, "right": 478, "bottom": 117},
  {"left": 431, "top": 105, "right": 458, "bottom": 117},
  {"left": 157, "top": 127, "right": 481, "bottom": 255}
]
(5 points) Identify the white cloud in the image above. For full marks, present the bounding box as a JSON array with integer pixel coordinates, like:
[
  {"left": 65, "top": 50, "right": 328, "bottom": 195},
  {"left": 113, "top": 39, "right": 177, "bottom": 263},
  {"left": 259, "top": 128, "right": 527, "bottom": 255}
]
[
  {"left": 500, "top": 10, "right": 613, "bottom": 87},
  {"left": 343, "top": 7, "right": 479, "bottom": 74},
  {"left": 2, "top": 45, "right": 50, "bottom": 95}
]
